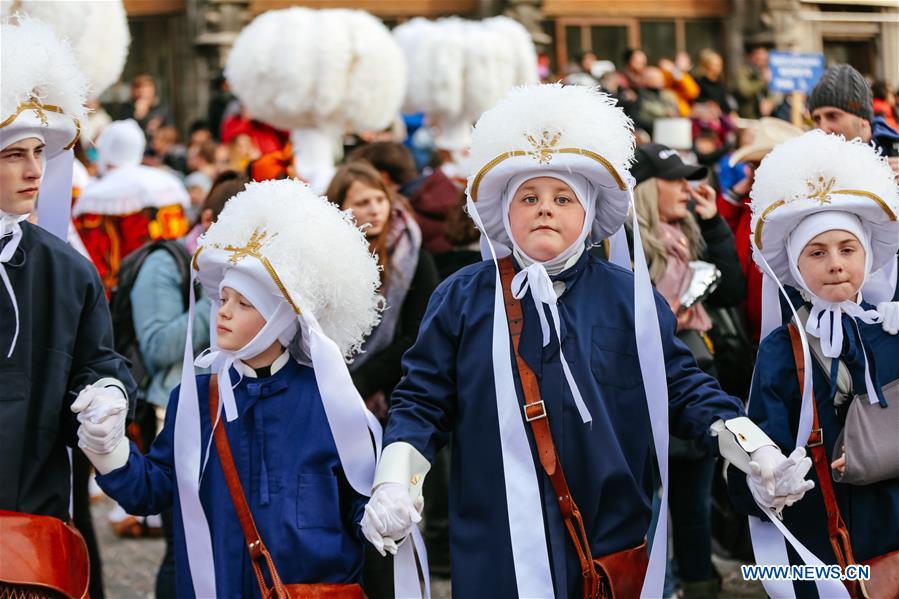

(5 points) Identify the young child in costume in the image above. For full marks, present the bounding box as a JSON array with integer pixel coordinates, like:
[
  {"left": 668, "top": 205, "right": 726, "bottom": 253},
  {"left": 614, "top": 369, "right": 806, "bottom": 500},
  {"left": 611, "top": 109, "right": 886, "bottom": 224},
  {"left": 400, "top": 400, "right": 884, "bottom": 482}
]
[
  {"left": 728, "top": 130, "right": 899, "bottom": 598},
  {"left": 75, "top": 179, "right": 384, "bottom": 597},
  {"left": 361, "top": 84, "right": 815, "bottom": 598}
]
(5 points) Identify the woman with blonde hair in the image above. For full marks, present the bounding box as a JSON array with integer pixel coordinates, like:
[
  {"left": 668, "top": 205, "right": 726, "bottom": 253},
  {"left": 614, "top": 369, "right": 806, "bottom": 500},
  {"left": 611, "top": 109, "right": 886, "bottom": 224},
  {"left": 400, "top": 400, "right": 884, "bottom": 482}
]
[{"left": 630, "top": 143, "right": 745, "bottom": 598}]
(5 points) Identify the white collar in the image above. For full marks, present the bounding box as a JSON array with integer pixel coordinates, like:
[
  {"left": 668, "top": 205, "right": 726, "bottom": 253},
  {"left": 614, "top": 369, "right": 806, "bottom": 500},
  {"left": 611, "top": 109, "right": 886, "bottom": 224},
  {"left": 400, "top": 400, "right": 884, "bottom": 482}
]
[{"left": 237, "top": 350, "right": 291, "bottom": 378}]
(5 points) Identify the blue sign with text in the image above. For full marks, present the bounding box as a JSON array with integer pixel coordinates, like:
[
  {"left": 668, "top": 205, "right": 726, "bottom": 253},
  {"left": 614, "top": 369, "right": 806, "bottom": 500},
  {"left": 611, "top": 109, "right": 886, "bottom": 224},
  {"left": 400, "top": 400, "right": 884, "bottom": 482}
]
[{"left": 769, "top": 51, "right": 825, "bottom": 93}]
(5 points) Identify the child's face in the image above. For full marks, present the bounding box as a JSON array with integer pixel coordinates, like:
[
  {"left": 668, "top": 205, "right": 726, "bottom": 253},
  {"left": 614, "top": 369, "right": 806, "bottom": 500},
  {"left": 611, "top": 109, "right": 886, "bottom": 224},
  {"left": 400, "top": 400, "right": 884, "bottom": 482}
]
[
  {"left": 216, "top": 287, "right": 267, "bottom": 351},
  {"left": 797, "top": 230, "right": 866, "bottom": 303},
  {"left": 508, "top": 177, "right": 586, "bottom": 262}
]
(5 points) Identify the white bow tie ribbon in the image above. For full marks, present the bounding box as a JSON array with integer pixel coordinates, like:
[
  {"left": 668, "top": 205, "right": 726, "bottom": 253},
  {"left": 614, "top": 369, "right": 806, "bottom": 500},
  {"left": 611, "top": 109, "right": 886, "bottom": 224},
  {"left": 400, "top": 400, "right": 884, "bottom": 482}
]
[
  {"left": 0, "top": 213, "right": 28, "bottom": 358},
  {"left": 806, "top": 299, "right": 882, "bottom": 404},
  {"left": 511, "top": 263, "right": 592, "bottom": 424}
]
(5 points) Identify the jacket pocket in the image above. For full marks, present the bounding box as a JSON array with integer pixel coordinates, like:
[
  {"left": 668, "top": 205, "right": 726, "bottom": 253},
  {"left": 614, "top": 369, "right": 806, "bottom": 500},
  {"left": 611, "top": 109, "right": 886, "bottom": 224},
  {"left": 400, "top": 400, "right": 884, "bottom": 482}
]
[
  {"left": 0, "top": 368, "right": 29, "bottom": 401},
  {"left": 591, "top": 325, "right": 643, "bottom": 389},
  {"left": 296, "top": 473, "right": 341, "bottom": 530}
]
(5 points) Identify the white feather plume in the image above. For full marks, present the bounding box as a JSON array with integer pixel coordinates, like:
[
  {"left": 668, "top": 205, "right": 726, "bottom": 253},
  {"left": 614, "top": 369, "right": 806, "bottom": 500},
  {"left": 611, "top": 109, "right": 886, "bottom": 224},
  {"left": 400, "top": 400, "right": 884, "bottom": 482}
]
[
  {"left": 468, "top": 83, "right": 635, "bottom": 177},
  {"left": 2, "top": 1, "right": 130, "bottom": 98},
  {"left": 751, "top": 130, "right": 898, "bottom": 219},
  {"left": 199, "top": 179, "right": 382, "bottom": 359},
  {"left": 1, "top": 15, "right": 88, "bottom": 124},
  {"left": 225, "top": 7, "right": 405, "bottom": 134},
  {"left": 393, "top": 16, "right": 537, "bottom": 127}
]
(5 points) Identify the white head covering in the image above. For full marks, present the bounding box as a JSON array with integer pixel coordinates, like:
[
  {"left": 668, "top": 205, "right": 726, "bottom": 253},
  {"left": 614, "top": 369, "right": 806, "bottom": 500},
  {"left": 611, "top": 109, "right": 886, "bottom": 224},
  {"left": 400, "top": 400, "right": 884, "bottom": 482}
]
[
  {"left": 95, "top": 119, "right": 145, "bottom": 173},
  {"left": 174, "top": 179, "right": 383, "bottom": 597},
  {"left": 1, "top": 16, "right": 88, "bottom": 358},
  {"left": 464, "top": 83, "right": 672, "bottom": 598}
]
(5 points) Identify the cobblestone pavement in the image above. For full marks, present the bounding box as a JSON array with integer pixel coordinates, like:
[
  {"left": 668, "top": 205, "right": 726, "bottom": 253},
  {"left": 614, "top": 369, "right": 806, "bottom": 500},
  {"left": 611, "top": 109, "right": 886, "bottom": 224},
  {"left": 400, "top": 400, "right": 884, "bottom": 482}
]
[{"left": 92, "top": 498, "right": 762, "bottom": 599}]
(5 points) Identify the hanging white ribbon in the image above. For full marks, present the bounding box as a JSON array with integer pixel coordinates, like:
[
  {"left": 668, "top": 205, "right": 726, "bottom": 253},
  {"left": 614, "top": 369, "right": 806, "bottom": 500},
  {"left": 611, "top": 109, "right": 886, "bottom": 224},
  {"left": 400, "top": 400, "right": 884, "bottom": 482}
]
[
  {"left": 394, "top": 525, "right": 431, "bottom": 599},
  {"left": 0, "top": 213, "right": 26, "bottom": 358},
  {"left": 467, "top": 195, "right": 556, "bottom": 598},
  {"left": 36, "top": 149, "right": 75, "bottom": 240},
  {"left": 628, "top": 195, "right": 670, "bottom": 599},
  {"left": 511, "top": 263, "right": 592, "bottom": 424},
  {"left": 173, "top": 268, "right": 218, "bottom": 598},
  {"left": 746, "top": 246, "right": 850, "bottom": 599}
]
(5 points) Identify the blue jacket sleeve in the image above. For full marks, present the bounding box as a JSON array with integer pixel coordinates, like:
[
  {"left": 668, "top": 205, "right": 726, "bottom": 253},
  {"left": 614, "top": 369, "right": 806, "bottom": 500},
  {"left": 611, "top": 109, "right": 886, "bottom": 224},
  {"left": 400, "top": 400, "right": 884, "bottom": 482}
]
[
  {"left": 94, "top": 385, "right": 181, "bottom": 516},
  {"left": 727, "top": 327, "right": 799, "bottom": 517},
  {"left": 131, "top": 250, "right": 210, "bottom": 371},
  {"left": 659, "top": 290, "right": 744, "bottom": 447},
  {"left": 383, "top": 284, "right": 458, "bottom": 463}
]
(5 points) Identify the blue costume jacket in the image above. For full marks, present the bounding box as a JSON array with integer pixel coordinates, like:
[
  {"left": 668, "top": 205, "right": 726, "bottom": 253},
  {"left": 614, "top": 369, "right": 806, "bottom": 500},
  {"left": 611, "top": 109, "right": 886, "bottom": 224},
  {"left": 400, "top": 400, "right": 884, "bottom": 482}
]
[
  {"left": 383, "top": 252, "right": 743, "bottom": 597},
  {"left": 95, "top": 358, "right": 367, "bottom": 598},
  {"left": 728, "top": 309, "right": 899, "bottom": 598}
]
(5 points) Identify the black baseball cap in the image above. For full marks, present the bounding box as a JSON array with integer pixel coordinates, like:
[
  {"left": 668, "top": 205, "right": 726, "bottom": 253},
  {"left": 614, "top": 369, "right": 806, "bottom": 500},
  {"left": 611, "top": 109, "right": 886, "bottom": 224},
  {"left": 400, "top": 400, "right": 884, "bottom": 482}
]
[{"left": 630, "top": 143, "right": 708, "bottom": 185}]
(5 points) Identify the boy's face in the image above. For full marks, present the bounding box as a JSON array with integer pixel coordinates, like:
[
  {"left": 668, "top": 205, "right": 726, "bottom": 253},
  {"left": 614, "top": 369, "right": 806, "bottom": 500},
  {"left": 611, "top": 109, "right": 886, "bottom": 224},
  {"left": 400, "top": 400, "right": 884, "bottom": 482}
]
[
  {"left": 216, "top": 286, "right": 267, "bottom": 351},
  {"left": 797, "top": 229, "right": 866, "bottom": 303},
  {"left": 0, "top": 138, "right": 44, "bottom": 215},
  {"left": 508, "top": 176, "right": 586, "bottom": 262}
]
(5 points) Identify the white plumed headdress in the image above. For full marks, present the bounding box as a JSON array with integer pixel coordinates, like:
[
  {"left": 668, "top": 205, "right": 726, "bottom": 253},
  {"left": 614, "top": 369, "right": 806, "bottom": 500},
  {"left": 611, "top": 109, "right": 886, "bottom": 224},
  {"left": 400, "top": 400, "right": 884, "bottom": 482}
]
[{"left": 174, "top": 179, "right": 383, "bottom": 598}]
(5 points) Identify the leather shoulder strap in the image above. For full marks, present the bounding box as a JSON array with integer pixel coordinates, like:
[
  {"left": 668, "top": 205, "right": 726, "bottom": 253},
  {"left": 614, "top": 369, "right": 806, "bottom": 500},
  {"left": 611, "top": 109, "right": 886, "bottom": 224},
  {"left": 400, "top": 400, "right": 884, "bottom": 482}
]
[
  {"left": 209, "top": 375, "right": 288, "bottom": 598},
  {"left": 786, "top": 325, "right": 858, "bottom": 571},
  {"left": 497, "top": 257, "right": 601, "bottom": 596}
]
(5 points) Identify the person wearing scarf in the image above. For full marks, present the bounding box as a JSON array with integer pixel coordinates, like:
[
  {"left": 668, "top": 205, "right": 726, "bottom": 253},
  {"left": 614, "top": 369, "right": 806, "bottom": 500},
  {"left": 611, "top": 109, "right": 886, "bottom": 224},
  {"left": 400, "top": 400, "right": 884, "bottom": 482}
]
[
  {"left": 359, "top": 84, "right": 811, "bottom": 598},
  {"left": 727, "top": 130, "right": 899, "bottom": 599},
  {"left": 75, "top": 179, "right": 384, "bottom": 597},
  {"left": 326, "top": 161, "right": 439, "bottom": 421}
]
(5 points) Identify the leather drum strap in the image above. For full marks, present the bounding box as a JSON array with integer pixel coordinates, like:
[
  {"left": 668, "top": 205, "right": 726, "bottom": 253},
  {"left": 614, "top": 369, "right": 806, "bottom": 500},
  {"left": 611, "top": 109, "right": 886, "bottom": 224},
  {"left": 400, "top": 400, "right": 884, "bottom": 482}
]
[
  {"left": 498, "top": 257, "right": 601, "bottom": 598},
  {"left": 786, "top": 325, "right": 864, "bottom": 598},
  {"left": 210, "top": 375, "right": 289, "bottom": 599}
]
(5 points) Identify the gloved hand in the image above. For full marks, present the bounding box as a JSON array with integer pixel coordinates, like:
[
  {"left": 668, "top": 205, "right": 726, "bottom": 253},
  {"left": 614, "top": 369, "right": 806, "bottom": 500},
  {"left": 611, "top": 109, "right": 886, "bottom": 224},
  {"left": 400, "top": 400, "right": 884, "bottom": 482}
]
[
  {"left": 71, "top": 383, "right": 128, "bottom": 455},
  {"left": 878, "top": 301, "right": 899, "bottom": 335},
  {"left": 360, "top": 482, "right": 423, "bottom": 556},
  {"left": 747, "top": 446, "right": 814, "bottom": 517}
]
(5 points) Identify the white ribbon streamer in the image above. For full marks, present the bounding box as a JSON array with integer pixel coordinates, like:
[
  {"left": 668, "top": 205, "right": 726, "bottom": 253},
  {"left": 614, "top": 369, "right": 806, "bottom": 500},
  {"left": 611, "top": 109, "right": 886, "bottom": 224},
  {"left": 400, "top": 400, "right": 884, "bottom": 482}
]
[
  {"left": 394, "top": 525, "right": 431, "bottom": 599},
  {"left": 511, "top": 263, "right": 592, "bottom": 424},
  {"left": 0, "top": 213, "right": 26, "bottom": 358},
  {"left": 36, "top": 149, "right": 74, "bottom": 240}
]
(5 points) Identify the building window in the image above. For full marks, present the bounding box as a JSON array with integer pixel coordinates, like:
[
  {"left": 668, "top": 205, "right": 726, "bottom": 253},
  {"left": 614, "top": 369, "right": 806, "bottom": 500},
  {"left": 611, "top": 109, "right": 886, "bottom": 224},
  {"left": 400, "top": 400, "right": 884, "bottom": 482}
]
[{"left": 640, "top": 21, "right": 676, "bottom": 63}]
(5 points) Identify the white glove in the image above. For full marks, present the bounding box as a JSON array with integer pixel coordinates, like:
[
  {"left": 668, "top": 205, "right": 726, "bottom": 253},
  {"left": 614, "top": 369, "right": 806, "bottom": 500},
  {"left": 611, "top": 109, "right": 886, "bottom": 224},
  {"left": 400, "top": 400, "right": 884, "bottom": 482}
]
[
  {"left": 747, "top": 446, "right": 815, "bottom": 518},
  {"left": 878, "top": 301, "right": 899, "bottom": 335},
  {"left": 71, "top": 383, "right": 129, "bottom": 473},
  {"left": 361, "top": 482, "right": 423, "bottom": 556}
]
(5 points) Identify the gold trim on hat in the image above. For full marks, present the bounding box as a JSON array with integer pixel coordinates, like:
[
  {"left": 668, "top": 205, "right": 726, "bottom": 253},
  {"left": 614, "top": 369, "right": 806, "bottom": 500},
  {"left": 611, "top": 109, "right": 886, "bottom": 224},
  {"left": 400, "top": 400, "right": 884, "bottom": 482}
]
[
  {"left": 0, "top": 100, "right": 81, "bottom": 150},
  {"left": 469, "top": 147, "right": 628, "bottom": 202},
  {"left": 192, "top": 230, "right": 302, "bottom": 315},
  {"left": 753, "top": 190, "right": 897, "bottom": 250}
]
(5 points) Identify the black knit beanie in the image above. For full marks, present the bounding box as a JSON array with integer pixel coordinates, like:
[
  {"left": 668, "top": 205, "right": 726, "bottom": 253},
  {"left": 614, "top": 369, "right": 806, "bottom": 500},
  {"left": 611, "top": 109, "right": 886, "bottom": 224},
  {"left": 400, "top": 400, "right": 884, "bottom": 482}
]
[{"left": 808, "top": 64, "right": 873, "bottom": 122}]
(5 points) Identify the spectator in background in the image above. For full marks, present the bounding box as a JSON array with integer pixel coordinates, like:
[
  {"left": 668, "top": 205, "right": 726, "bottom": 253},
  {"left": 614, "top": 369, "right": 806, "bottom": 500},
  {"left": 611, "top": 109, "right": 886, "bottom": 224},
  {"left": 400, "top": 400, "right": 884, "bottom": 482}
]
[
  {"left": 147, "top": 126, "right": 187, "bottom": 174},
  {"left": 564, "top": 51, "right": 601, "bottom": 88},
  {"left": 659, "top": 52, "right": 700, "bottom": 117},
  {"left": 617, "top": 47, "right": 647, "bottom": 124},
  {"left": 872, "top": 80, "right": 899, "bottom": 131},
  {"left": 207, "top": 73, "right": 234, "bottom": 139},
  {"left": 733, "top": 45, "right": 781, "bottom": 119},
  {"left": 188, "top": 120, "right": 213, "bottom": 148},
  {"left": 808, "top": 64, "right": 899, "bottom": 178},
  {"left": 220, "top": 104, "right": 287, "bottom": 155},
  {"left": 636, "top": 66, "right": 680, "bottom": 136},
  {"left": 716, "top": 118, "right": 803, "bottom": 342},
  {"left": 186, "top": 139, "right": 219, "bottom": 182},
  {"left": 349, "top": 141, "right": 460, "bottom": 258},
  {"left": 694, "top": 49, "right": 734, "bottom": 115},
  {"left": 184, "top": 171, "right": 212, "bottom": 221},
  {"left": 122, "top": 74, "right": 172, "bottom": 140}
]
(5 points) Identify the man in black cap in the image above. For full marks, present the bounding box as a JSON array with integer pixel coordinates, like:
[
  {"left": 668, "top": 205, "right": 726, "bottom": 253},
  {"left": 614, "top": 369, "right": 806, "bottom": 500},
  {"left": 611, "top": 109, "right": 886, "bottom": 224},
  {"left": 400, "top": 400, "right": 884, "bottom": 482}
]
[{"left": 808, "top": 64, "right": 899, "bottom": 177}]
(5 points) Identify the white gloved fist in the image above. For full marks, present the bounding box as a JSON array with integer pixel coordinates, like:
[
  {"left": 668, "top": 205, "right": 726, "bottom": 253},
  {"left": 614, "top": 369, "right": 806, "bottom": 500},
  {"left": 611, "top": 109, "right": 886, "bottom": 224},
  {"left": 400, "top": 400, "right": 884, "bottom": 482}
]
[
  {"left": 877, "top": 301, "right": 899, "bottom": 335},
  {"left": 747, "top": 446, "right": 814, "bottom": 518},
  {"left": 360, "top": 482, "right": 423, "bottom": 556},
  {"left": 71, "top": 383, "right": 128, "bottom": 455}
]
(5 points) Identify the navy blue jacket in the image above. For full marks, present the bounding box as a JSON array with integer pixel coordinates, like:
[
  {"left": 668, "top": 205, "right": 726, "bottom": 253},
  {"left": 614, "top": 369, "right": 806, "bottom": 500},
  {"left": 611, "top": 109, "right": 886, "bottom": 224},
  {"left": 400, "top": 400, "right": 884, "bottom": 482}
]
[
  {"left": 96, "top": 358, "right": 366, "bottom": 598},
  {"left": 383, "top": 252, "right": 743, "bottom": 597}
]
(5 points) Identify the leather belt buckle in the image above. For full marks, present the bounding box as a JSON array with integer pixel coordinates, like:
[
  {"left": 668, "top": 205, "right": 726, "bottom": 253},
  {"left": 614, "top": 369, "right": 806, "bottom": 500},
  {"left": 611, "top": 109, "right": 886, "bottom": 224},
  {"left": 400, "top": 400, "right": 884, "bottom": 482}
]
[
  {"left": 807, "top": 428, "right": 823, "bottom": 447},
  {"left": 524, "top": 400, "right": 547, "bottom": 422}
]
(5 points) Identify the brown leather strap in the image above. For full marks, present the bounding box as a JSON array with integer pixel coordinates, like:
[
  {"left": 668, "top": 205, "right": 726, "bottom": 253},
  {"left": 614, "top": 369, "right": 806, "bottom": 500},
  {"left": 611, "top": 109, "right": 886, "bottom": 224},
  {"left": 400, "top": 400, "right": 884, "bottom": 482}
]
[
  {"left": 498, "top": 257, "right": 601, "bottom": 598},
  {"left": 210, "top": 375, "right": 289, "bottom": 599},
  {"left": 786, "top": 325, "right": 862, "bottom": 596}
]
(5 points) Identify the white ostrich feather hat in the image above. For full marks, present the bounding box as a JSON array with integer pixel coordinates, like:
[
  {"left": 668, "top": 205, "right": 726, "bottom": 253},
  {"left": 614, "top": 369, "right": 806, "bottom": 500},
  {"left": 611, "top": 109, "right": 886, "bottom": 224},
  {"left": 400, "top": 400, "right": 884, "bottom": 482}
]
[
  {"left": 750, "top": 129, "right": 898, "bottom": 288},
  {"left": 194, "top": 178, "right": 382, "bottom": 359},
  {"left": 466, "top": 83, "right": 636, "bottom": 249},
  {"left": 0, "top": 15, "right": 88, "bottom": 155}
]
